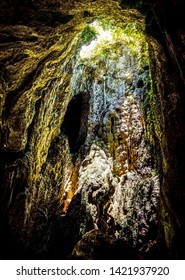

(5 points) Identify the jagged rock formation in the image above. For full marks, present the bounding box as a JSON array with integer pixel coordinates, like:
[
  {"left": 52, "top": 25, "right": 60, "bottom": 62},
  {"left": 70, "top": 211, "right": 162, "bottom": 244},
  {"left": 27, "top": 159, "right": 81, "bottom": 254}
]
[{"left": 0, "top": 0, "right": 185, "bottom": 259}]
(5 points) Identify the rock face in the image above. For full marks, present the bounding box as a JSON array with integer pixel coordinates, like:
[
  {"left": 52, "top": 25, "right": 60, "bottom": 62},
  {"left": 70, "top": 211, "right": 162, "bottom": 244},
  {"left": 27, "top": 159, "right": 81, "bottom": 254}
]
[{"left": 0, "top": 0, "right": 184, "bottom": 259}]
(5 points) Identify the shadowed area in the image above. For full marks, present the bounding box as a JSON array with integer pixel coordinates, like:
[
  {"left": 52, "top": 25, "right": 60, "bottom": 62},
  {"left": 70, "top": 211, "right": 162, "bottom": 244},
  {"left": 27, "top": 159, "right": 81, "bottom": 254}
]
[{"left": 62, "top": 93, "right": 90, "bottom": 153}]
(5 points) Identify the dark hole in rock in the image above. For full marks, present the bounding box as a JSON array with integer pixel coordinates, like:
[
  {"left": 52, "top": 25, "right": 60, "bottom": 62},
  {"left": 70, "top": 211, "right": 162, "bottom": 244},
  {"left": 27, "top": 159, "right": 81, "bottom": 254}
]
[
  {"left": 144, "top": 65, "right": 149, "bottom": 71},
  {"left": 83, "top": 10, "right": 92, "bottom": 17},
  {"left": 0, "top": 34, "right": 38, "bottom": 43},
  {"left": 62, "top": 93, "right": 90, "bottom": 153},
  {"left": 38, "top": 12, "right": 73, "bottom": 27},
  {"left": 137, "top": 79, "right": 144, "bottom": 88}
]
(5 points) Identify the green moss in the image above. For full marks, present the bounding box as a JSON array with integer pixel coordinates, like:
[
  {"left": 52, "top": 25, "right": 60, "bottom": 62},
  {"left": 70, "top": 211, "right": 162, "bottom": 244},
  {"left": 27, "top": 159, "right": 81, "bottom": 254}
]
[
  {"left": 80, "top": 25, "right": 97, "bottom": 45},
  {"left": 99, "top": 18, "right": 116, "bottom": 30},
  {"left": 100, "top": 49, "right": 110, "bottom": 58},
  {"left": 94, "top": 47, "right": 111, "bottom": 59}
]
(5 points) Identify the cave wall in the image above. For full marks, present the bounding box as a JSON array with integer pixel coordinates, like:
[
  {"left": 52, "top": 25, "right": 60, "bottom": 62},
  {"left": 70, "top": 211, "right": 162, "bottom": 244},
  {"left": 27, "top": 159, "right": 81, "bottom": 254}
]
[
  {"left": 143, "top": 0, "right": 185, "bottom": 259},
  {"left": 0, "top": 0, "right": 185, "bottom": 259},
  {"left": 119, "top": 0, "right": 185, "bottom": 259}
]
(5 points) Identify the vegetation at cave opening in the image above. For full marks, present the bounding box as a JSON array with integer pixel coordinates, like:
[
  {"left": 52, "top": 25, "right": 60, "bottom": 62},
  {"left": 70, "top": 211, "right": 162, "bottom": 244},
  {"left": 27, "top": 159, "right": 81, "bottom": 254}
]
[{"left": 80, "top": 25, "right": 97, "bottom": 45}]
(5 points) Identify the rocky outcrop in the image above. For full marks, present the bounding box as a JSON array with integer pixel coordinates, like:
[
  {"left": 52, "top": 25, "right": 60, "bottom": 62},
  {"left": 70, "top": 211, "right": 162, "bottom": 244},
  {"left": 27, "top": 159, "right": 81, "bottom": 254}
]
[
  {"left": 144, "top": 0, "right": 185, "bottom": 259},
  {"left": 0, "top": 0, "right": 184, "bottom": 259}
]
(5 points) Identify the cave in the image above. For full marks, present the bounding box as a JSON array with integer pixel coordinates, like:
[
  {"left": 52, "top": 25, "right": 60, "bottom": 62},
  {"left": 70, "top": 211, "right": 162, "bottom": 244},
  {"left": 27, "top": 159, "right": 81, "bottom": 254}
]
[
  {"left": 0, "top": 0, "right": 185, "bottom": 261},
  {"left": 62, "top": 93, "right": 90, "bottom": 154}
]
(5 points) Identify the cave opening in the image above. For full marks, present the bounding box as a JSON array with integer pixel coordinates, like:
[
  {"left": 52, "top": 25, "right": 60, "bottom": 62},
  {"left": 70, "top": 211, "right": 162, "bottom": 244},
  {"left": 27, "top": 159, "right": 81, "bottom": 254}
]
[
  {"left": 62, "top": 93, "right": 90, "bottom": 154},
  {"left": 67, "top": 16, "right": 162, "bottom": 256}
]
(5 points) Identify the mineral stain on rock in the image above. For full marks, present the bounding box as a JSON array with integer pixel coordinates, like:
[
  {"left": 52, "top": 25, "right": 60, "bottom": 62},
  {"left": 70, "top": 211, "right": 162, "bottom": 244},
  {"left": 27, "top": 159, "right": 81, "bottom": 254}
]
[{"left": 0, "top": 0, "right": 185, "bottom": 260}]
